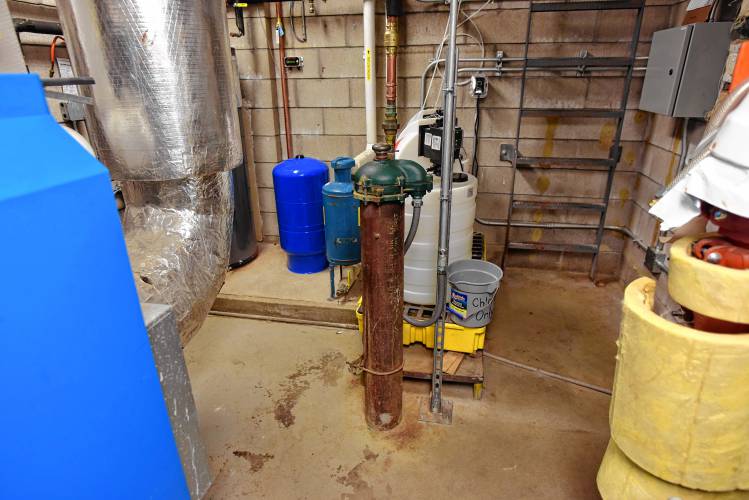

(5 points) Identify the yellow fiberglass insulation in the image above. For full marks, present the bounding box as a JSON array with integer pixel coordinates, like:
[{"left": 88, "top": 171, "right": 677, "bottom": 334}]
[
  {"left": 609, "top": 277, "right": 749, "bottom": 492},
  {"left": 669, "top": 236, "right": 749, "bottom": 324},
  {"left": 597, "top": 440, "right": 749, "bottom": 500}
]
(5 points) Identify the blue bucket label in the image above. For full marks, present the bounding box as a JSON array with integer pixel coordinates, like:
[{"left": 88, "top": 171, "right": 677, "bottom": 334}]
[{"left": 448, "top": 289, "right": 468, "bottom": 319}]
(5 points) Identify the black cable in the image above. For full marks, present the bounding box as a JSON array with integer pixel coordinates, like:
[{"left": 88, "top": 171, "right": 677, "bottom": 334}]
[
  {"left": 290, "top": 0, "right": 307, "bottom": 43},
  {"left": 471, "top": 97, "right": 481, "bottom": 177}
]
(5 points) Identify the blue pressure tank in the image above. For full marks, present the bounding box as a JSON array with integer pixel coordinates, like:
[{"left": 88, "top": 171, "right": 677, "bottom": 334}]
[
  {"left": 273, "top": 156, "right": 329, "bottom": 273},
  {"left": 323, "top": 156, "right": 360, "bottom": 266}
]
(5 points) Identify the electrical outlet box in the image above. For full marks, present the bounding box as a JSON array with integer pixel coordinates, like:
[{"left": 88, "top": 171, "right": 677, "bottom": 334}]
[
  {"left": 470, "top": 76, "right": 488, "bottom": 98},
  {"left": 639, "top": 22, "right": 731, "bottom": 118}
]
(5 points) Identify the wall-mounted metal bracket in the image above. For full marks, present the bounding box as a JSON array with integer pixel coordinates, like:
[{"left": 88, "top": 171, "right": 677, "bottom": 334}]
[
  {"left": 576, "top": 49, "right": 589, "bottom": 77},
  {"left": 495, "top": 50, "right": 504, "bottom": 77}
]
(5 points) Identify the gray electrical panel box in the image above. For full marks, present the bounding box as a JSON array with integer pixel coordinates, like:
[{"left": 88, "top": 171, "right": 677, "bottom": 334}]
[{"left": 639, "top": 22, "right": 732, "bottom": 118}]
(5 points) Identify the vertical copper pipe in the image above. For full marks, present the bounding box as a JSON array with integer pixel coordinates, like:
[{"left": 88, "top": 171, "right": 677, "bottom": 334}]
[
  {"left": 383, "top": 15, "right": 399, "bottom": 148},
  {"left": 361, "top": 200, "right": 404, "bottom": 430},
  {"left": 276, "top": 3, "right": 293, "bottom": 158}
]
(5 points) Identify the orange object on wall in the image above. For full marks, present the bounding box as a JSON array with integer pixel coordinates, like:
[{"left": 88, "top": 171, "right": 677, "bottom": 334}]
[{"left": 730, "top": 42, "right": 749, "bottom": 91}]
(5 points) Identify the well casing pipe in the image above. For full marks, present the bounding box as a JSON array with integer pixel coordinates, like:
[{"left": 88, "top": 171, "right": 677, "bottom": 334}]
[
  {"left": 361, "top": 199, "right": 405, "bottom": 429},
  {"left": 354, "top": 143, "right": 432, "bottom": 430}
]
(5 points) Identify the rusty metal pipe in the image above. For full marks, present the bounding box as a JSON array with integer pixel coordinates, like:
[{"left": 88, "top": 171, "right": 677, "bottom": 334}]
[
  {"left": 276, "top": 3, "right": 293, "bottom": 158},
  {"left": 361, "top": 200, "right": 404, "bottom": 430}
]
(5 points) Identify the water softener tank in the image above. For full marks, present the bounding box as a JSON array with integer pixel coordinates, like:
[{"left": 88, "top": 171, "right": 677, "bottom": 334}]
[
  {"left": 404, "top": 172, "right": 478, "bottom": 305},
  {"left": 273, "top": 156, "right": 329, "bottom": 273},
  {"left": 323, "top": 156, "right": 360, "bottom": 266}
]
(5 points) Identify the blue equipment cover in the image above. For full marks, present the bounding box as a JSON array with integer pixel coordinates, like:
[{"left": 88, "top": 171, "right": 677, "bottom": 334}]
[{"left": 0, "top": 74, "right": 188, "bottom": 499}]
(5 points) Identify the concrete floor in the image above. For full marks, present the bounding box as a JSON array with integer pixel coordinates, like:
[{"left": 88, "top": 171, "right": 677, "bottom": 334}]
[
  {"left": 488, "top": 268, "right": 624, "bottom": 390},
  {"left": 188, "top": 268, "right": 621, "bottom": 499}
]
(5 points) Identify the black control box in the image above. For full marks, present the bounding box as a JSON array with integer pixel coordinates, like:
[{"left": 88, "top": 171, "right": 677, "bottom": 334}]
[{"left": 418, "top": 111, "right": 462, "bottom": 169}]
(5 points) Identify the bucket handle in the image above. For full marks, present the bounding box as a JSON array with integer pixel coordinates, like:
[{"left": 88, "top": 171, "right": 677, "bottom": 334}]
[{"left": 451, "top": 279, "right": 500, "bottom": 293}]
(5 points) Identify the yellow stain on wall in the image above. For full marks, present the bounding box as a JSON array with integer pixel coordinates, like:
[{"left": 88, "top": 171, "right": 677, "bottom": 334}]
[
  {"left": 543, "top": 117, "right": 559, "bottom": 158},
  {"left": 599, "top": 122, "right": 616, "bottom": 151},
  {"left": 618, "top": 188, "right": 630, "bottom": 208},
  {"left": 664, "top": 126, "right": 683, "bottom": 186},
  {"left": 623, "top": 149, "right": 636, "bottom": 167},
  {"left": 533, "top": 209, "right": 543, "bottom": 223},
  {"left": 536, "top": 175, "right": 551, "bottom": 194},
  {"left": 633, "top": 110, "right": 647, "bottom": 124},
  {"left": 531, "top": 228, "right": 543, "bottom": 242}
]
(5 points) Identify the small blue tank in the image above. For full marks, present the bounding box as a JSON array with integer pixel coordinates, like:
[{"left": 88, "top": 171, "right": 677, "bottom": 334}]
[
  {"left": 323, "top": 157, "right": 360, "bottom": 266},
  {"left": 273, "top": 156, "right": 329, "bottom": 273}
]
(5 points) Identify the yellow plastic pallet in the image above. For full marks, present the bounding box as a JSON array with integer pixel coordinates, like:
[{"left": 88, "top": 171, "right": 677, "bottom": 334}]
[{"left": 355, "top": 298, "right": 486, "bottom": 355}]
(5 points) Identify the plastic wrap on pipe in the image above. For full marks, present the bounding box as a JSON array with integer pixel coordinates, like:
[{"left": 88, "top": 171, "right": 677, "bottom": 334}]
[
  {"left": 122, "top": 172, "right": 233, "bottom": 341},
  {"left": 57, "top": 0, "right": 242, "bottom": 181}
]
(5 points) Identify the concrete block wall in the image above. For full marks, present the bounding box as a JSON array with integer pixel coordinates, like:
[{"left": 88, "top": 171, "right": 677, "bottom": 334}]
[
  {"left": 233, "top": 0, "right": 680, "bottom": 277},
  {"left": 617, "top": 0, "right": 705, "bottom": 284}
]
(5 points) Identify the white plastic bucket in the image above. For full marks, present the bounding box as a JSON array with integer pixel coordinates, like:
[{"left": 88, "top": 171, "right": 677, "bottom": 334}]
[{"left": 447, "top": 259, "right": 503, "bottom": 327}]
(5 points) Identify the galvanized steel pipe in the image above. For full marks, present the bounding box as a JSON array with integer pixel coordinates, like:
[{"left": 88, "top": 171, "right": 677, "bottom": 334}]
[{"left": 430, "top": 0, "right": 461, "bottom": 414}]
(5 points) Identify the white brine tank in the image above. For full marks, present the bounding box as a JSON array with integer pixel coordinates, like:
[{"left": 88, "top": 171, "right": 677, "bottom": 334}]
[
  {"left": 395, "top": 109, "right": 478, "bottom": 305},
  {"left": 403, "top": 174, "right": 477, "bottom": 305}
]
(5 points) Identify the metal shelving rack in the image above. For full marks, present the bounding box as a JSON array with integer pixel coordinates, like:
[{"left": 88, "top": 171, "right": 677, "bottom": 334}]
[{"left": 500, "top": 0, "right": 645, "bottom": 279}]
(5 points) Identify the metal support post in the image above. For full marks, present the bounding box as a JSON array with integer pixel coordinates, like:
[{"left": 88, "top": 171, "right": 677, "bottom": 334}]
[
  {"left": 329, "top": 264, "right": 336, "bottom": 300},
  {"left": 419, "top": 0, "right": 460, "bottom": 425}
]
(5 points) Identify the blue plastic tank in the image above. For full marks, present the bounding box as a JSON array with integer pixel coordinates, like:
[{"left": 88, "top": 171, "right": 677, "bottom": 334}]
[
  {"left": 323, "top": 156, "right": 360, "bottom": 266},
  {"left": 273, "top": 156, "right": 329, "bottom": 273}
]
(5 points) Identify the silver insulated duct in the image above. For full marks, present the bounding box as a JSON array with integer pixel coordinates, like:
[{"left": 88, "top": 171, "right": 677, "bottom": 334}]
[{"left": 58, "top": 0, "right": 241, "bottom": 342}]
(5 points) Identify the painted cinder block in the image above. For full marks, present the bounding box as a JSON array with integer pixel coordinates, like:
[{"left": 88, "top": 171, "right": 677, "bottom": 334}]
[
  {"left": 284, "top": 15, "right": 348, "bottom": 49},
  {"left": 290, "top": 78, "right": 350, "bottom": 107},
  {"left": 323, "top": 107, "right": 366, "bottom": 136},
  {"left": 320, "top": 47, "right": 365, "bottom": 78}
]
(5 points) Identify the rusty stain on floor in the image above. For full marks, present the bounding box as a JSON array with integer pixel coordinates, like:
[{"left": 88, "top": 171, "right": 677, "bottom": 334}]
[
  {"left": 334, "top": 447, "right": 380, "bottom": 499},
  {"left": 273, "top": 352, "right": 345, "bottom": 428},
  {"left": 232, "top": 451, "right": 274, "bottom": 473}
]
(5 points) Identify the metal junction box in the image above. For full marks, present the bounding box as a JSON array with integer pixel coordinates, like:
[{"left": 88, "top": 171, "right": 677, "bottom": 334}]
[{"left": 639, "top": 22, "right": 732, "bottom": 118}]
